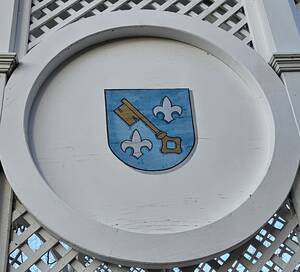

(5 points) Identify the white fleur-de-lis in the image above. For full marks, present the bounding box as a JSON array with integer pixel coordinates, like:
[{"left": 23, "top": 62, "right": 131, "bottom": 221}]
[
  {"left": 121, "top": 129, "right": 152, "bottom": 159},
  {"left": 153, "top": 96, "right": 182, "bottom": 123}
]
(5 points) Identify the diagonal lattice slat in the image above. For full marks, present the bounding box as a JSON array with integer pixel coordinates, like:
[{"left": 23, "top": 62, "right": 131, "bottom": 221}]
[
  {"left": 6, "top": 196, "right": 300, "bottom": 272},
  {"left": 28, "top": 0, "right": 253, "bottom": 49}
]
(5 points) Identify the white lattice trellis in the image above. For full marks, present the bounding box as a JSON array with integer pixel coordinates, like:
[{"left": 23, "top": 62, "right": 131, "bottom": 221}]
[
  {"left": 6, "top": 196, "right": 300, "bottom": 272},
  {"left": 28, "top": 0, "right": 253, "bottom": 49},
  {"left": 5, "top": 1, "right": 300, "bottom": 271}
]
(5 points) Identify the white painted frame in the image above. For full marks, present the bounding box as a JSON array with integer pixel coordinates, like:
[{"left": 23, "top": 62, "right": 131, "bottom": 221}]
[{"left": 1, "top": 11, "right": 299, "bottom": 268}]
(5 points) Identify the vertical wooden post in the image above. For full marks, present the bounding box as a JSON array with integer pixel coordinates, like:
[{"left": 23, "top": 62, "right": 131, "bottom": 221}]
[
  {"left": 0, "top": 0, "right": 19, "bottom": 53},
  {"left": 244, "top": 0, "right": 300, "bottom": 249},
  {"left": 0, "top": 72, "right": 14, "bottom": 272},
  {"left": 0, "top": 0, "right": 23, "bottom": 270},
  {"left": 0, "top": 170, "right": 13, "bottom": 271},
  {"left": 243, "top": 0, "right": 300, "bottom": 62},
  {"left": 14, "top": 0, "right": 32, "bottom": 58}
]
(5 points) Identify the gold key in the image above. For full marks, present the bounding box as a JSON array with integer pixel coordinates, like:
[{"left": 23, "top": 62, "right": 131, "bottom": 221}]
[{"left": 114, "top": 98, "right": 182, "bottom": 154}]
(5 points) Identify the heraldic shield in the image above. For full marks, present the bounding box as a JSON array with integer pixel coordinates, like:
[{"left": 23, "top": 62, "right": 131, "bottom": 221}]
[{"left": 105, "top": 88, "right": 195, "bottom": 171}]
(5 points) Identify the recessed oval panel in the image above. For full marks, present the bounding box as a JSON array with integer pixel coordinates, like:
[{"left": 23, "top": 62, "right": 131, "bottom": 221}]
[{"left": 29, "top": 38, "right": 273, "bottom": 235}]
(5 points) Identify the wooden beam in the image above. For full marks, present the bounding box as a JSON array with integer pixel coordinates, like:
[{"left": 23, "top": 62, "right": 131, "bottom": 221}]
[{"left": 0, "top": 170, "right": 13, "bottom": 272}]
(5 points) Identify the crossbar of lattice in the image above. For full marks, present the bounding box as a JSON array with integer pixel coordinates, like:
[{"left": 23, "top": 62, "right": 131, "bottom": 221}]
[
  {"left": 6, "top": 197, "right": 300, "bottom": 272},
  {"left": 28, "top": 0, "right": 253, "bottom": 50}
]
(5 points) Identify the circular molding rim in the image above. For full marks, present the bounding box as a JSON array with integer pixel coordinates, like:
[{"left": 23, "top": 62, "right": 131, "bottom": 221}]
[{"left": 1, "top": 11, "right": 299, "bottom": 268}]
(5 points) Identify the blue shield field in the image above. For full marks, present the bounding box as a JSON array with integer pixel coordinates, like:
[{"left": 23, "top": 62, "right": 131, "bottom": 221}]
[{"left": 105, "top": 88, "right": 195, "bottom": 171}]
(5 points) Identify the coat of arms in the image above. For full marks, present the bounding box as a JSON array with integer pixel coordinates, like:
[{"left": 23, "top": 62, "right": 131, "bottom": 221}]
[{"left": 105, "top": 88, "right": 195, "bottom": 171}]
